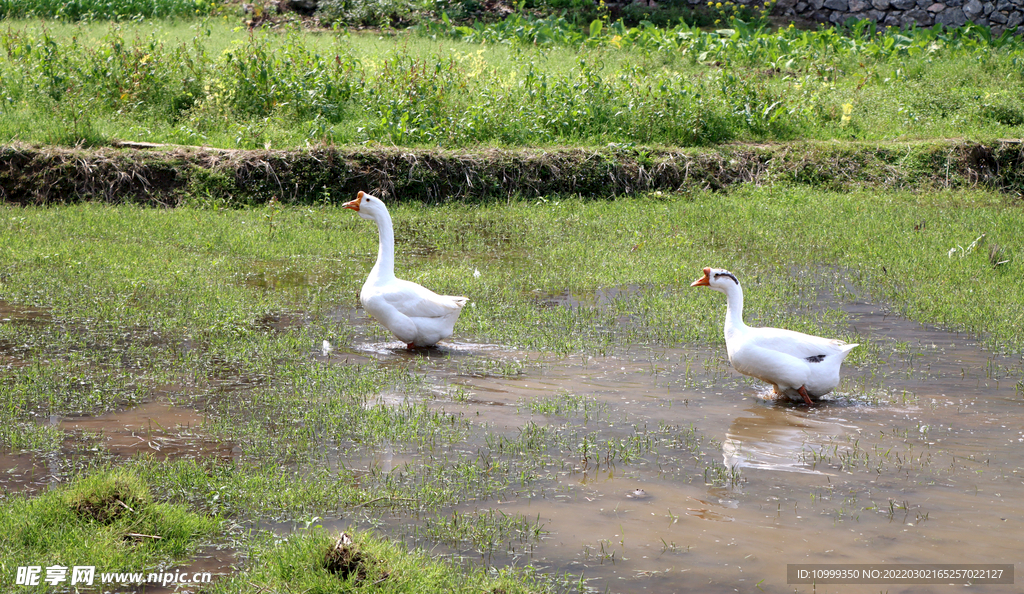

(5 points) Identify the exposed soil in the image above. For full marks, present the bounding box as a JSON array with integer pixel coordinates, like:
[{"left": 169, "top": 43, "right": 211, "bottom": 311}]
[
  {"left": 2, "top": 140, "right": 1021, "bottom": 206},
  {"left": 323, "top": 533, "right": 386, "bottom": 583},
  {"left": 69, "top": 476, "right": 150, "bottom": 524}
]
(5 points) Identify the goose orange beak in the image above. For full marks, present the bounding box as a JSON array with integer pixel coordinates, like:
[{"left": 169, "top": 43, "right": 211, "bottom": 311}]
[
  {"left": 690, "top": 267, "right": 712, "bottom": 287},
  {"left": 342, "top": 191, "right": 364, "bottom": 211}
]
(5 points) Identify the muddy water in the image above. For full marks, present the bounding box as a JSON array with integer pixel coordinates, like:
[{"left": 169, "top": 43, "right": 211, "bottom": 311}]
[
  {"left": 0, "top": 401, "right": 239, "bottom": 593},
  {"left": 325, "top": 298, "right": 1024, "bottom": 594},
  {"left": 0, "top": 401, "right": 238, "bottom": 494},
  {"left": 0, "top": 300, "right": 51, "bottom": 324},
  {"left": 134, "top": 545, "right": 237, "bottom": 594},
  {"left": 6, "top": 289, "right": 1024, "bottom": 592},
  {"left": 0, "top": 299, "right": 50, "bottom": 368},
  {"left": 59, "top": 401, "right": 237, "bottom": 461}
]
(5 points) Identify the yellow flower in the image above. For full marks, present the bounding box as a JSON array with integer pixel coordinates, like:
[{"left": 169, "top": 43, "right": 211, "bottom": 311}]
[{"left": 841, "top": 103, "right": 853, "bottom": 126}]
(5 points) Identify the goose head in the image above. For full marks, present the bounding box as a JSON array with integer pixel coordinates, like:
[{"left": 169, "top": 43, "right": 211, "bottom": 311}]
[
  {"left": 690, "top": 267, "right": 740, "bottom": 293},
  {"left": 342, "top": 191, "right": 388, "bottom": 221}
]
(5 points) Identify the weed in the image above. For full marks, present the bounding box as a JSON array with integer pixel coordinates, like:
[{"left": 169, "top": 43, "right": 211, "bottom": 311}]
[
  {"left": 3, "top": 20, "right": 1024, "bottom": 149},
  {"left": 0, "top": 0, "right": 220, "bottom": 20}
]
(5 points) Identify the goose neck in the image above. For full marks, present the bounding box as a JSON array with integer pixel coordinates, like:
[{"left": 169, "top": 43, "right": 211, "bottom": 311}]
[
  {"left": 722, "top": 282, "right": 747, "bottom": 334},
  {"left": 370, "top": 210, "right": 396, "bottom": 281}
]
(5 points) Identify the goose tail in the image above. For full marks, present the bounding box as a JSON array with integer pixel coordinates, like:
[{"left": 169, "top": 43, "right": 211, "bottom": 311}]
[{"left": 836, "top": 342, "right": 859, "bottom": 359}]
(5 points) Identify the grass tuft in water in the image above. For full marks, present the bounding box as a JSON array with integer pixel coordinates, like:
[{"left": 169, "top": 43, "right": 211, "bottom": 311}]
[
  {"left": 415, "top": 509, "right": 546, "bottom": 555},
  {"left": 207, "top": 527, "right": 577, "bottom": 594},
  {"left": 0, "top": 469, "right": 218, "bottom": 586}
]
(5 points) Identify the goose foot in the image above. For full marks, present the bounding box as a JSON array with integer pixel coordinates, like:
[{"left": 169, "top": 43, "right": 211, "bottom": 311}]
[
  {"left": 798, "top": 385, "right": 814, "bottom": 406},
  {"left": 407, "top": 343, "right": 416, "bottom": 350}
]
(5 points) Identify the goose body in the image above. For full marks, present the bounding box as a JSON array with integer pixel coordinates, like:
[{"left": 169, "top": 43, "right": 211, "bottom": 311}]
[
  {"left": 691, "top": 267, "right": 858, "bottom": 405},
  {"left": 344, "top": 191, "right": 468, "bottom": 348}
]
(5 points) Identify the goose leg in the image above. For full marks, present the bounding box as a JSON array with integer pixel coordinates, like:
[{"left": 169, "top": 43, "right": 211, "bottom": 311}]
[{"left": 798, "top": 385, "right": 814, "bottom": 406}]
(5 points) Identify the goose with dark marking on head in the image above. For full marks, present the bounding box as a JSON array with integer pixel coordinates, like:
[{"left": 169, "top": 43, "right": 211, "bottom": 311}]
[
  {"left": 344, "top": 191, "right": 469, "bottom": 349},
  {"left": 691, "top": 267, "right": 858, "bottom": 405}
]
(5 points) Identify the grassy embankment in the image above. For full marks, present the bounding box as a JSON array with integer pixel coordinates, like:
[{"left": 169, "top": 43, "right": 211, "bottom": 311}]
[{"left": 0, "top": 16, "right": 1023, "bottom": 150}]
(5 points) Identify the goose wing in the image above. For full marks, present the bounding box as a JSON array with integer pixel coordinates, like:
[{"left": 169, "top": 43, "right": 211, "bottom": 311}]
[
  {"left": 747, "top": 326, "right": 854, "bottom": 361},
  {"left": 377, "top": 279, "right": 467, "bottom": 319}
]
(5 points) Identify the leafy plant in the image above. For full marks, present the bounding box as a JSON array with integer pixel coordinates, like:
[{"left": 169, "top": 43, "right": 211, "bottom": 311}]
[
  {"left": 0, "top": 0, "right": 221, "bottom": 20},
  {"left": 317, "top": 0, "right": 421, "bottom": 28},
  {"left": 3, "top": 19, "right": 1024, "bottom": 149}
]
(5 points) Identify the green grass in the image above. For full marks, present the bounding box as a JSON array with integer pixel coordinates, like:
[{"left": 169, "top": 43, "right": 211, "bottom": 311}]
[
  {"left": 2, "top": 186, "right": 1024, "bottom": 591},
  {"left": 522, "top": 392, "right": 605, "bottom": 419},
  {"left": 5, "top": 8, "right": 1024, "bottom": 592},
  {"left": 0, "top": 469, "right": 219, "bottom": 590},
  {"left": 1, "top": 18, "right": 1022, "bottom": 149},
  {"left": 2, "top": 186, "right": 1022, "bottom": 357},
  {"left": 0, "top": 466, "right": 573, "bottom": 592},
  {"left": 3, "top": 186, "right": 1022, "bottom": 479},
  {"left": 0, "top": 0, "right": 221, "bottom": 20},
  {"left": 135, "top": 458, "right": 393, "bottom": 518},
  {"left": 205, "top": 527, "right": 577, "bottom": 594}
]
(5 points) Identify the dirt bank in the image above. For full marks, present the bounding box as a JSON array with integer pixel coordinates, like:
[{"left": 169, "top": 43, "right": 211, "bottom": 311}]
[{"left": 1, "top": 140, "right": 1022, "bottom": 205}]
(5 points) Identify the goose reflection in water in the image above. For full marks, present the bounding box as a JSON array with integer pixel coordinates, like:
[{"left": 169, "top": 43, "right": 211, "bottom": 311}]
[{"left": 723, "top": 403, "right": 858, "bottom": 475}]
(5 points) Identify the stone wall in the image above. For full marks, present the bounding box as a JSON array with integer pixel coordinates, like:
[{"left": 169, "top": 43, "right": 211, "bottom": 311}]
[{"left": 697, "top": 0, "right": 1024, "bottom": 37}]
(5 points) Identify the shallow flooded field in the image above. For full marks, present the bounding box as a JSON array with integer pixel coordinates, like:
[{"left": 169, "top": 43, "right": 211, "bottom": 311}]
[
  {"left": 13, "top": 294, "right": 1019, "bottom": 592},
  {"left": 2, "top": 191, "right": 1023, "bottom": 593},
  {"left": 308, "top": 295, "right": 1024, "bottom": 593}
]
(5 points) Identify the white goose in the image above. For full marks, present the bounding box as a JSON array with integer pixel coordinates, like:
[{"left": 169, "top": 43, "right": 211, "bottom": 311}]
[
  {"left": 344, "top": 191, "right": 469, "bottom": 348},
  {"left": 691, "top": 267, "right": 858, "bottom": 405}
]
